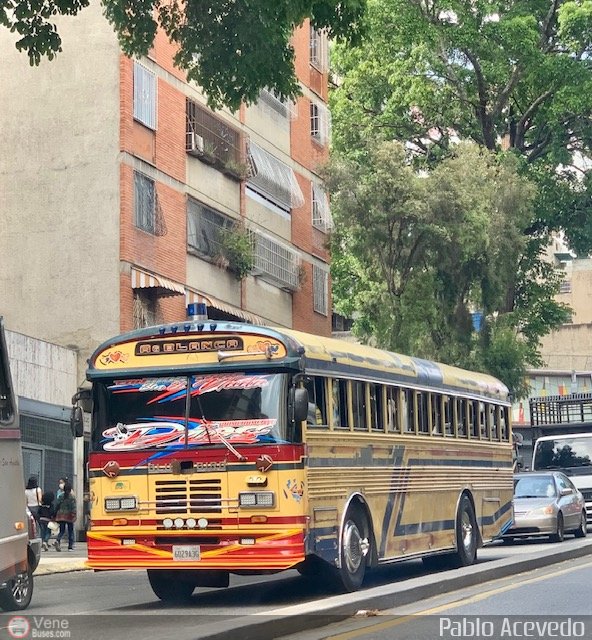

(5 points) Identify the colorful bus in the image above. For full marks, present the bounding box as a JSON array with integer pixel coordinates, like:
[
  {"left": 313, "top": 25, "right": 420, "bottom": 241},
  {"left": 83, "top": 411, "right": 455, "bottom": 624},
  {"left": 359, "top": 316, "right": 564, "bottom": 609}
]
[
  {"left": 76, "top": 314, "right": 513, "bottom": 600},
  {"left": 0, "top": 318, "right": 33, "bottom": 611}
]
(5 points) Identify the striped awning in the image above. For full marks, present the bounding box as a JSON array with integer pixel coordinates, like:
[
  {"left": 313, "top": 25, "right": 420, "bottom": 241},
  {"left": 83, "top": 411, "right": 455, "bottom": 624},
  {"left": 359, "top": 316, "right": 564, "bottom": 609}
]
[
  {"left": 131, "top": 267, "right": 185, "bottom": 297},
  {"left": 185, "top": 289, "right": 266, "bottom": 326}
]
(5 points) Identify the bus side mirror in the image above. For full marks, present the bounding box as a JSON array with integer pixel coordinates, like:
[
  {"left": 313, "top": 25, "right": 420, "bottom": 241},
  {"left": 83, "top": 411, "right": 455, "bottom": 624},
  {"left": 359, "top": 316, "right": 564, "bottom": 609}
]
[
  {"left": 70, "top": 406, "right": 84, "bottom": 438},
  {"left": 289, "top": 388, "right": 308, "bottom": 424}
]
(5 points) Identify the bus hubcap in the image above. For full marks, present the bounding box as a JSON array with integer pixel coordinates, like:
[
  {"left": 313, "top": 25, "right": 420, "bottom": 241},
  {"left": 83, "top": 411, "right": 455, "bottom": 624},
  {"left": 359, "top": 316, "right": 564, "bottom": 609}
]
[
  {"left": 461, "top": 513, "right": 473, "bottom": 551},
  {"left": 343, "top": 520, "right": 369, "bottom": 574}
]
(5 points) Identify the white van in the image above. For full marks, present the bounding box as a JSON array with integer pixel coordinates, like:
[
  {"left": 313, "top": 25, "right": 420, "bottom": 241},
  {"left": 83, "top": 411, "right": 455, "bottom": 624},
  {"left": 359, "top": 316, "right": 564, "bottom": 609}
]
[
  {"left": 0, "top": 317, "right": 33, "bottom": 610},
  {"left": 532, "top": 433, "right": 592, "bottom": 525}
]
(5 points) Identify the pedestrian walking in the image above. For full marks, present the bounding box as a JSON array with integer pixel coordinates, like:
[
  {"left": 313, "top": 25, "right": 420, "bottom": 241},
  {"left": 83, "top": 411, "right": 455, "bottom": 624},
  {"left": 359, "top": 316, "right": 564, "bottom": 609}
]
[
  {"left": 38, "top": 491, "right": 56, "bottom": 551},
  {"left": 25, "top": 476, "right": 42, "bottom": 521},
  {"left": 53, "top": 482, "right": 76, "bottom": 552},
  {"left": 55, "top": 477, "right": 67, "bottom": 502}
]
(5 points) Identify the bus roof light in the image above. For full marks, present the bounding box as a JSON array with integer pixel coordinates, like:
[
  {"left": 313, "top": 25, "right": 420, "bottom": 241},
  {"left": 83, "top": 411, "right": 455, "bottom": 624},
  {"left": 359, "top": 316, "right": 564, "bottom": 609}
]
[{"left": 187, "top": 302, "right": 208, "bottom": 322}]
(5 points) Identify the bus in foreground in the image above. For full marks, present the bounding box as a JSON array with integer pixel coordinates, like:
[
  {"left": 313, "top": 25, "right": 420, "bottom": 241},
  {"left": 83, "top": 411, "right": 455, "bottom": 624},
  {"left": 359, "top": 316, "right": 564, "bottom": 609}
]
[
  {"left": 75, "top": 311, "right": 514, "bottom": 600},
  {"left": 0, "top": 317, "right": 33, "bottom": 611}
]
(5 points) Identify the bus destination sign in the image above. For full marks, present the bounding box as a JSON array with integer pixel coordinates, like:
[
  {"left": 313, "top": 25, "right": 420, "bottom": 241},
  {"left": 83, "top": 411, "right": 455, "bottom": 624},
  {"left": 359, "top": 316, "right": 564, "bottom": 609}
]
[{"left": 135, "top": 336, "right": 244, "bottom": 356}]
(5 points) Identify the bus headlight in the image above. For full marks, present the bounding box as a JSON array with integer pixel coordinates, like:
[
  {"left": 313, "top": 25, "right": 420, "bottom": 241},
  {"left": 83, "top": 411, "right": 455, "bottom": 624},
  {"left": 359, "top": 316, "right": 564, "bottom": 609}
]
[
  {"left": 239, "top": 492, "right": 275, "bottom": 508},
  {"left": 105, "top": 496, "right": 138, "bottom": 511}
]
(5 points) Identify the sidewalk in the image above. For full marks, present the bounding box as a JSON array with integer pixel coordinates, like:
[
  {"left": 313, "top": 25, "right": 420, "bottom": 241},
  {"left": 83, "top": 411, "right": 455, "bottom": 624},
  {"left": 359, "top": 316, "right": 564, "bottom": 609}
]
[{"left": 35, "top": 541, "right": 88, "bottom": 576}]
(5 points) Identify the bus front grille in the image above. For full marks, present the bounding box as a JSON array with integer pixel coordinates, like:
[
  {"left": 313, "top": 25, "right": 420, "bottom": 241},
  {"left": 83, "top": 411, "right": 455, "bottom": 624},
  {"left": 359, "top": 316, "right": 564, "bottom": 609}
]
[{"left": 155, "top": 479, "right": 223, "bottom": 515}]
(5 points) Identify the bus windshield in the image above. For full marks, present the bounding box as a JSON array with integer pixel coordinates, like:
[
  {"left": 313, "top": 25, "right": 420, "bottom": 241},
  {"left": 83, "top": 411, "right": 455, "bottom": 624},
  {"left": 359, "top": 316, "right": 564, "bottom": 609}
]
[
  {"left": 533, "top": 437, "right": 592, "bottom": 470},
  {"left": 92, "top": 372, "right": 288, "bottom": 452}
]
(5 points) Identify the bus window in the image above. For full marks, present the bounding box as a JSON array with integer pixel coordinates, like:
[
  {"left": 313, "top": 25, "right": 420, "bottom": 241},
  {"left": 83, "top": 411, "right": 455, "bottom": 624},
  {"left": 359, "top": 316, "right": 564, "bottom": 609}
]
[
  {"left": 489, "top": 405, "right": 498, "bottom": 440},
  {"left": 386, "top": 386, "right": 400, "bottom": 433},
  {"left": 500, "top": 407, "right": 509, "bottom": 441},
  {"left": 431, "top": 394, "right": 443, "bottom": 436},
  {"left": 457, "top": 399, "right": 468, "bottom": 437},
  {"left": 402, "top": 390, "right": 416, "bottom": 434},
  {"left": 443, "top": 396, "right": 454, "bottom": 436},
  {"left": 304, "top": 377, "right": 327, "bottom": 427},
  {"left": 332, "top": 379, "right": 349, "bottom": 429},
  {"left": 352, "top": 382, "right": 368, "bottom": 431},
  {"left": 479, "top": 402, "right": 488, "bottom": 439},
  {"left": 418, "top": 392, "right": 429, "bottom": 434},
  {"left": 369, "top": 384, "right": 384, "bottom": 431},
  {"left": 469, "top": 401, "right": 479, "bottom": 438}
]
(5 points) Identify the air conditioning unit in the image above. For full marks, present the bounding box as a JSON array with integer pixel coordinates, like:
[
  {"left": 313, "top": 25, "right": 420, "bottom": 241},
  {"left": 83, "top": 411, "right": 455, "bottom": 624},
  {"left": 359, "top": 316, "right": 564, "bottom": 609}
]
[{"left": 187, "top": 132, "right": 205, "bottom": 156}]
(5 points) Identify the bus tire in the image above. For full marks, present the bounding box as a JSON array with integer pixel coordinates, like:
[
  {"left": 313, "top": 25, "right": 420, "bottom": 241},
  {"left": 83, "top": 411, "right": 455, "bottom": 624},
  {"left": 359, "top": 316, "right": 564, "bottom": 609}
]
[
  {"left": 451, "top": 494, "right": 478, "bottom": 568},
  {"left": 0, "top": 564, "right": 33, "bottom": 611},
  {"left": 147, "top": 570, "right": 195, "bottom": 602},
  {"left": 335, "top": 506, "right": 370, "bottom": 592}
]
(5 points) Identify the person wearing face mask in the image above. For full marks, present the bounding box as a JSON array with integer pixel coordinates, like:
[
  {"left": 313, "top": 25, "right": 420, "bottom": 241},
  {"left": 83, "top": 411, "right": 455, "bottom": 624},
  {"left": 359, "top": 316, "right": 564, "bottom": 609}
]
[{"left": 56, "top": 478, "right": 67, "bottom": 502}]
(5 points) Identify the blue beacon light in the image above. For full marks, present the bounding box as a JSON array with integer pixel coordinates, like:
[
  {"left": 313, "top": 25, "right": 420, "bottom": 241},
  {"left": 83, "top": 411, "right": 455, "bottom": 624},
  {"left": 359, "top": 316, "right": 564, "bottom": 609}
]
[{"left": 187, "top": 302, "right": 208, "bottom": 322}]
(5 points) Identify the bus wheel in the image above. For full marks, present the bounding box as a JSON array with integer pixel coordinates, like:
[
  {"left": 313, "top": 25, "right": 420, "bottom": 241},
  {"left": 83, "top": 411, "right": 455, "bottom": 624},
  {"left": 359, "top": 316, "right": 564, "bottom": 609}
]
[
  {"left": 0, "top": 565, "right": 33, "bottom": 611},
  {"left": 451, "top": 494, "right": 478, "bottom": 567},
  {"left": 147, "top": 570, "right": 195, "bottom": 602},
  {"left": 336, "top": 507, "right": 370, "bottom": 592}
]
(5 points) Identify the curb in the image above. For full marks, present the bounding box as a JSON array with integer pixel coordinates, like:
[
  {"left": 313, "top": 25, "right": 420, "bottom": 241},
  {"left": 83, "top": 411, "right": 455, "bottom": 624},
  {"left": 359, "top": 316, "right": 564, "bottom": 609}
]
[{"left": 192, "top": 540, "right": 592, "bottom": 640}]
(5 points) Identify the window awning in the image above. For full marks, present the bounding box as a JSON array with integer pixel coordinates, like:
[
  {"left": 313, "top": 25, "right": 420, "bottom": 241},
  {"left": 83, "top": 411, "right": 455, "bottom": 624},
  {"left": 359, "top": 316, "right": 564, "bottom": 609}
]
[
  {"left": 131, "top": 267, "right": 185, "bottom": 297},
  {"left": 185, "top": 290, "right": 266, "bottom": 326}
]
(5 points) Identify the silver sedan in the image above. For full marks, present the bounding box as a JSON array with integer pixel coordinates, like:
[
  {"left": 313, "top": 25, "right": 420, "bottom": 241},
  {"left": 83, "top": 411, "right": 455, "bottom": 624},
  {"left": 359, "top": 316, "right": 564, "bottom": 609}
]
[{"left": 504, "top": 471, "right": 588, "bottom": 543}]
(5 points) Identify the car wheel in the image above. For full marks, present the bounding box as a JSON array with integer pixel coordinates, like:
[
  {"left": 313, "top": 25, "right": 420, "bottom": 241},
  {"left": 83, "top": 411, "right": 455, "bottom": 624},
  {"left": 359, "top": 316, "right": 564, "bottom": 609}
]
[
  {"left": 573, "top": 511, "right": 588, "bottom": 538},
  {"left": 550, "top": 512, "right": 564, "bottom": 543},
  {"left": 0, "top": 565, "right": 33, "bottom": 611}
]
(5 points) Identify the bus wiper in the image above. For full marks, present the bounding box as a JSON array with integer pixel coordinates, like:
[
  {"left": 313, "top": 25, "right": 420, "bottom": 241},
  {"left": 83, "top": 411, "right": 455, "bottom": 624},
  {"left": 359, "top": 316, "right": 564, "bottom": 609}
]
[{"left": 194, "top": 394, "right": 246, "bottom": 462}]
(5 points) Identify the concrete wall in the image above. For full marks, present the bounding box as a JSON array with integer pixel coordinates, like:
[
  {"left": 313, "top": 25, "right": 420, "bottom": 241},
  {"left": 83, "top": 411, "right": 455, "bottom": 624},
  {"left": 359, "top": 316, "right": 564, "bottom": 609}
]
[{"left": 0, "top": 2, "right": 122, "bottom": 379}]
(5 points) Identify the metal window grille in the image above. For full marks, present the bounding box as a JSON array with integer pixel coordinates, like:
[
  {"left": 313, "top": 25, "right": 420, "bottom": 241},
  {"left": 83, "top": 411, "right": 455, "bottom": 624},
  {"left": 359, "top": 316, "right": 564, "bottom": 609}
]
[
  {"left": 310, "top": 100, "right": 331, "bottom": 146},
  {"left": 186, "top": 99, "right": 241, "bottom": 165},
  {"left": 187, "top": 199, "right": 234, "bottom": 258},
  {"left": 133, "top": 291, "right": 161, "bottom": 328},
  {"left": 559, "top": 280, "right": 572, "bottom": 293},
  {"left": 313, "top": 264, "right": 329, "bottom": 315},
  {"left": 253, "top": 232, "right": 300, "bottom": 290},
  {"left": 257, "top": 89, "right": 298, "bottom": 120},
  {"left": 312, "top": 183, "right": 333, "bottom": 232},
  {"left": 310, "top": 26, "right": 328, "bottom": 71},
  {"left": 133, "top": 62, "right": 157, "bottom": 130},
  {"left": 247, "top": 143, "right": 304, "bottom": 212},
  {"left": 134, "top": 172, "right": 155, "bottom": 233}
]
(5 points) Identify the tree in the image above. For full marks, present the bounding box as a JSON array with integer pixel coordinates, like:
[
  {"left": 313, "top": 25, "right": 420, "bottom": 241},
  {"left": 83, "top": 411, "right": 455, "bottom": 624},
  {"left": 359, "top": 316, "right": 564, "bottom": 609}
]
[
  {"left": 1, "top": 0, "right": 366, "bottom": 110},
  {"left": 330, "top": 0, "right": 592, "bottom": 253},
  {"left": 324, "top": 141, "right": 570, "bottom": 398}
]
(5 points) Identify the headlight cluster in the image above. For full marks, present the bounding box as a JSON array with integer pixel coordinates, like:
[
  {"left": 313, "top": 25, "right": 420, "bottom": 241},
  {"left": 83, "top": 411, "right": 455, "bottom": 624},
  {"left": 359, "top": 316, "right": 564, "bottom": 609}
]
[
  {"left": 104, "top": 496, "right": 138, "bottom": 512},
  {"left": 239, "top": 492, "right": 275, "bottom": 508}
]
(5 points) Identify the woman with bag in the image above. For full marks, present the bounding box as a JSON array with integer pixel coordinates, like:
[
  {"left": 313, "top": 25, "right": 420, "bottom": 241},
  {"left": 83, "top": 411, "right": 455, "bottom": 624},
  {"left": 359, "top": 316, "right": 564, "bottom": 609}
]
[
  {"left": 53, "top": 482, "right": 76, "bottom": 551},
  {"left": 38, "top": 491, "right": 56, "bottom": 551},
  {"left": 25, "top": 476, "right": 42, "bottom": 521}
]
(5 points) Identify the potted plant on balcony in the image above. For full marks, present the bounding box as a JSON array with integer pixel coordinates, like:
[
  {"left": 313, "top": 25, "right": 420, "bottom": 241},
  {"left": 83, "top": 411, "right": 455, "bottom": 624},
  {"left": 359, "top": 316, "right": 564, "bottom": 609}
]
[{"left": 217, "top": 222, "right": 254, "bottom": 280}]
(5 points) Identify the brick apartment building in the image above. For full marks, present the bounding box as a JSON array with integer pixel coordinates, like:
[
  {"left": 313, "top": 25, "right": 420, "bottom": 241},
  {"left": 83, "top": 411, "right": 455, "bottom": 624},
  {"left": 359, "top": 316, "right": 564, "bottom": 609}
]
[{"left": 0, "top": 6, "right": 333, "bottom": 515}]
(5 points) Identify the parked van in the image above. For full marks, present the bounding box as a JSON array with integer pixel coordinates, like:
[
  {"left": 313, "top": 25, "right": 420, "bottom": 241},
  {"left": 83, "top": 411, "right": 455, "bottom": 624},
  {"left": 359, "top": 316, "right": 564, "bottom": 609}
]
[{"left": 0, "top": 317, "right": 33, "bottom": 610}]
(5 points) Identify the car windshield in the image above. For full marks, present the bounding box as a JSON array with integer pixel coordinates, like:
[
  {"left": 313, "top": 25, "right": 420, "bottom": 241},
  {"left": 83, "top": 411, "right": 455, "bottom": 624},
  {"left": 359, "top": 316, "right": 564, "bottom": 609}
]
[
  {"left": 92, "top": 372, "right": 289, "bottom": 451},
  {"left": 514, "top": 476, "right": 556, "bottom": 499},
  {"left": 533, "top": 437, "right": 592, "bottom": 470}
]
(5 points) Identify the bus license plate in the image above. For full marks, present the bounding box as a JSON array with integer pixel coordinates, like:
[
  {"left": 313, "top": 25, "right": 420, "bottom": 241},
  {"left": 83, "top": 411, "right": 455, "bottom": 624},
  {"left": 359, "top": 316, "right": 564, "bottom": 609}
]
[{"left": 172, "top": 545, "right": 201, "bottom": 561}]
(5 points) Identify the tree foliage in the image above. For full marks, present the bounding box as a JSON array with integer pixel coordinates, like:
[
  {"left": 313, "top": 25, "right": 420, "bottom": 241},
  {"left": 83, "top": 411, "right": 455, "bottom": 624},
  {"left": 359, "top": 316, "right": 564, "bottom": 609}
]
[
  {"left": 325, "top": 142, "right": 570, "bottom": 398},
  {"left": 331, "top": 0, "right": 592, "bottom": 252},
  {"left": 1, "top": 0, "right": 366, "bottom": 109}
]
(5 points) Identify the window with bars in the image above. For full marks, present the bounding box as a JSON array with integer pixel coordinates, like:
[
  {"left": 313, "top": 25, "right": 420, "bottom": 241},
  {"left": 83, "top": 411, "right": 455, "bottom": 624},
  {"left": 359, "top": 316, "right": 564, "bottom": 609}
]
[
  {"left": 133, "top": 290, "right": 161, "bottom": 328},
  {"left": 253, "top": 232, "right": 301, "bottom": 290},
  {"left": 257, "top": 89, "right": 298, "bottom": 120},
  {"left": 247, "top": 143, "right": 304, "bottom": 213},
  {"left": 134, "top": 171, "right": 156, "bottom": 233},
  {"left": 310, "top": 26, "right": 328, "bottom": 71},
  {"left": 312, "top": 183, "right": 333, "bottom": 232},
  {"left": 310, "top": 100, "right": 331, "bottom": 146},
  {"left": 186, "top": 99, "right": 241, "bottom": 166},
  {"left": 133, "top": 62, "right": 157, "bottom": 130},
  {"left": 187, "top": 199, "right": 234, "bottom": 258},
  {"left": 313, "top": 264, "right": 329, "bottom": 315}
]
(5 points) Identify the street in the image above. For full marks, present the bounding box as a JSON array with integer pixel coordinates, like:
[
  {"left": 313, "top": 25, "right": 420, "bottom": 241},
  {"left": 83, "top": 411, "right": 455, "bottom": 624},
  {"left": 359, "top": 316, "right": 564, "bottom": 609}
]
[{"left": 1, "top": 537, "right": 591, "bottom": 640}]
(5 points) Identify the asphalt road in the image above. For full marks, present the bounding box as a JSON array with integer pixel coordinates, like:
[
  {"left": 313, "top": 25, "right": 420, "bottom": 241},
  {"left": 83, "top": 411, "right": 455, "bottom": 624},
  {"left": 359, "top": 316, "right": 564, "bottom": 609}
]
[{"left": 1, "top": 537, "right": 591, "bottom": 640}]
